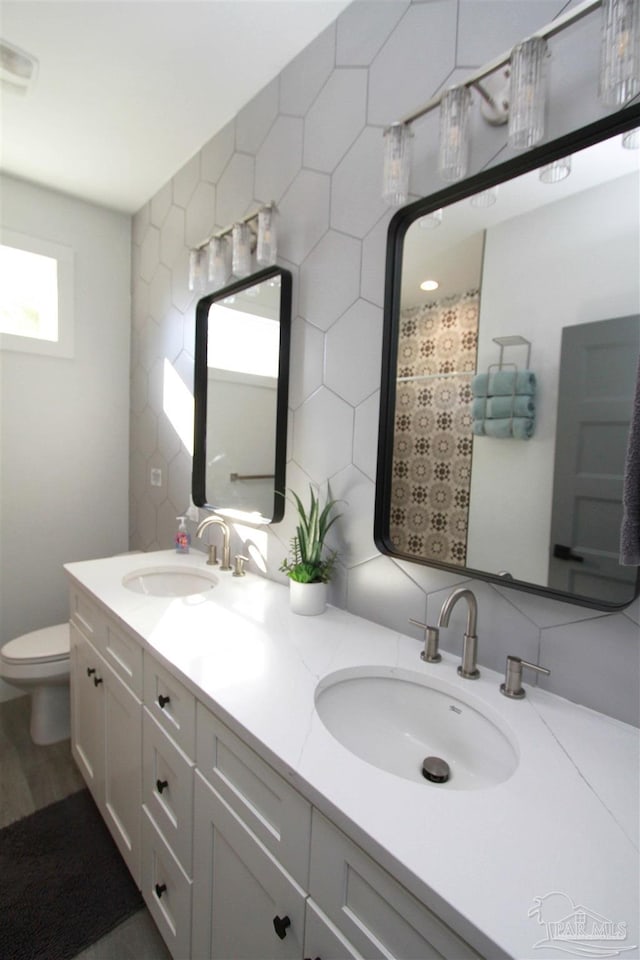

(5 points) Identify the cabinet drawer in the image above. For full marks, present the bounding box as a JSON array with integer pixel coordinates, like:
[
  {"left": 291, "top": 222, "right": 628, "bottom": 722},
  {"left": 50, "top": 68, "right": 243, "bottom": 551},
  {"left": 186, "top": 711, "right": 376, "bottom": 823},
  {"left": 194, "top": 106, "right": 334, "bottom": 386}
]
[
  {"left": 69, "top": 587, "right": 105, "bottom": 650},
  {"left": 196, "top": 703, "right": 311, "bottom": 888},
  {"left": 103, "top": 617, "right": 143, "bottom": 697},
  {"left": 142, "top": 808, "right": 192, "bottom": 960},
  {"left": 309, "top": 813, "right": 482, "bottom": 960},
  {"left": 143, "top": 707, "right": 195, "bottom": 876},
  {"left": 144, "top": 655, "right": 196, "bottom": 759}
]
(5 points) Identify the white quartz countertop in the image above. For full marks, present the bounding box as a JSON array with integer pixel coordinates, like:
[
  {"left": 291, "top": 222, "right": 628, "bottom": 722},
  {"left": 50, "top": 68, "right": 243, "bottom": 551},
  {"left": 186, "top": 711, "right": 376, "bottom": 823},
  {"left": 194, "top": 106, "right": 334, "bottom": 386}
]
[{"left": 65, "top": 550, "right": 640, "bottom": 960}]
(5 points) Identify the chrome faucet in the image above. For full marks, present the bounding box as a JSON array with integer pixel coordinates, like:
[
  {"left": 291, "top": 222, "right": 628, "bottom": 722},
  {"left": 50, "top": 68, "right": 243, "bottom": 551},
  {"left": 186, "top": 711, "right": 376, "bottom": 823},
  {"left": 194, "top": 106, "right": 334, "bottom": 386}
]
[
  {"left": 196, "top": 516, "right": 232, "bottom": 571},
  {"left": 437, "top": 587, "right": 480, "bottom": 679}
]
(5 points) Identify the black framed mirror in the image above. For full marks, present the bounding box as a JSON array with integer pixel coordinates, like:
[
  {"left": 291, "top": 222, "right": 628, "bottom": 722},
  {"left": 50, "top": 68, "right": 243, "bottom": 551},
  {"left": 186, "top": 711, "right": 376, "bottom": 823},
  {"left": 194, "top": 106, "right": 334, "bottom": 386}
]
[
  {"left": 375, "top": 104, "right": 640, "bottom": 611},
  {"left": 193, "top": 266, "right": 291, "bottom": 524}
]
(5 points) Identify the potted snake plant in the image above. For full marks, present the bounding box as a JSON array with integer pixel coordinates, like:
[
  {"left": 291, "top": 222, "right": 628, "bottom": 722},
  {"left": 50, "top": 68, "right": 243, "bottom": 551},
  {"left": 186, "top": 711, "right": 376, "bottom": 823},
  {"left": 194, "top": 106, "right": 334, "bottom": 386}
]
[{"left": 280, "top": 485, "right": 341, "bottom": 615}]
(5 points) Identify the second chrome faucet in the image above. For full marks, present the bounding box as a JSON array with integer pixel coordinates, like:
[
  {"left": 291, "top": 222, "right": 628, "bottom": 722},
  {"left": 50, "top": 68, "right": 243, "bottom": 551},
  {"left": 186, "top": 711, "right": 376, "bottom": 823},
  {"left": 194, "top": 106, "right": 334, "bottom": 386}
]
[
  {"left": 195, "top": 515, "right": 232, "bottom": 571},
  {"left": 410, "top": 586, "right": 480, "bottom": 679}
]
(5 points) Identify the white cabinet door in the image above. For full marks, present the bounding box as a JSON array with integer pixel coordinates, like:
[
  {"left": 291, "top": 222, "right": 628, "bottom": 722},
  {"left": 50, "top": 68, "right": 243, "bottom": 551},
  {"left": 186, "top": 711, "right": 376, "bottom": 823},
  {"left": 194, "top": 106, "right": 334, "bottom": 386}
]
[
  {"left": 192, "top": 771, "right": 306, "bottom": 960},
  {"left": 70, "top": 623, "right": 104, "bottom": 802},
  {"left": 69, "top": 617, "right": 142, "bottom": 888},
  {"left": 103, "top": 661, "right": 142, "bottom": 886}
]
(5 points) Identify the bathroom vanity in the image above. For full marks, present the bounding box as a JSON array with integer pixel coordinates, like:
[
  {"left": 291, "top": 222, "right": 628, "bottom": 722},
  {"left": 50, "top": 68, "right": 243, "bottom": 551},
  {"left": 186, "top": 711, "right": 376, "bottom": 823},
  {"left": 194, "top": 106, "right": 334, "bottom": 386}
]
[{"left": 65, "top": 550, "right": 639, "bottom": 960}]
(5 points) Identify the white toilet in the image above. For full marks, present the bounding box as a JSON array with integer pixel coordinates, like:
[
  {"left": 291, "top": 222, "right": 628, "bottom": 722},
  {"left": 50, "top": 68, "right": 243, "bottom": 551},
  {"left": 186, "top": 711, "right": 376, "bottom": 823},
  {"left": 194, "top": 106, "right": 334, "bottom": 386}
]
[{"left": 0, "top": 624, "right": 71, "bottom": 745}]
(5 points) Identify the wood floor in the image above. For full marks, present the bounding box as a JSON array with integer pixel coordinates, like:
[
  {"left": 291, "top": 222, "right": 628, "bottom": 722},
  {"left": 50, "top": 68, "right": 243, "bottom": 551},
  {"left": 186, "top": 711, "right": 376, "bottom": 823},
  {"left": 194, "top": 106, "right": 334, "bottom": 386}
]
[{"left": 0, "top": 695, "right": 171, "bottom": 959}]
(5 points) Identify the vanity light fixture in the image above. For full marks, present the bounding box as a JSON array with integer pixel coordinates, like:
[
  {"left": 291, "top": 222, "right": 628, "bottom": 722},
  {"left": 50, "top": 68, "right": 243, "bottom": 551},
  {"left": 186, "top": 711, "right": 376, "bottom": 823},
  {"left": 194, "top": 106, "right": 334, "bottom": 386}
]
[
  {"left": 418, "top": 209, "right": 443, "bottom": 229},
  {"left": 439, "top": 86, "right": 472, "bottom": 181},
  {"left": 0, "top": 39, "right": 38, "bottom": 95},
  {"left": 256, "top": 203, "right": 277, "bottom": 267},
  {"left": 470, "top": 187, "right": 498, "bottom": 208},
  {"left": 382, "top": 122, "right": 413, "bottom": 205},
  {"left": 539, "top": 156, "right": 572, "bottom": 182},
  {"left": 599, "top": 0, "right": 640, "bottom": 106},
  {"left": 381, "top": 0, "right": 637, "bottom": 204},
  {"left": 622, "top": 126, "right": 640, "bottom": 146},
  {"left": 188, "top": 248, "right": 207, "bottom": 292},
  {"left": 508, "top": 37, "right": 548, "bottom": 150},
  {"left": 188, "top": 202, "right": 278, "bottom": 292},
  {"left": 208, "top": 235, "right": 230, "bottom": 287},
  {"left": 231, "top": 222, "right": 252, "bottom": 278}
]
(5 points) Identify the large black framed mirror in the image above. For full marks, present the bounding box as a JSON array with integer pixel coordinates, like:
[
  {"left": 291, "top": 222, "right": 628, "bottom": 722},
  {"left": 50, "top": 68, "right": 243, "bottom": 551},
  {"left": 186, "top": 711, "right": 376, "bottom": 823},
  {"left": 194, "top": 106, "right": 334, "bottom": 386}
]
[
  {"left": 375, "top": 104, "right": 640, "bottom": 611},
  {"left": 193, "top": 266, "right": 291, "bottom": 524}
]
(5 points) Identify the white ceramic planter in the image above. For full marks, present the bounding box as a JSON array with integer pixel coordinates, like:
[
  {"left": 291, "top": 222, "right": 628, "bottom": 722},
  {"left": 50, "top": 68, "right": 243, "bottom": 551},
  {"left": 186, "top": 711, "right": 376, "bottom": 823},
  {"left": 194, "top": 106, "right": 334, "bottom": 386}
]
[{"left": 289, "top": 580, "right": 327, "bottom": 616}]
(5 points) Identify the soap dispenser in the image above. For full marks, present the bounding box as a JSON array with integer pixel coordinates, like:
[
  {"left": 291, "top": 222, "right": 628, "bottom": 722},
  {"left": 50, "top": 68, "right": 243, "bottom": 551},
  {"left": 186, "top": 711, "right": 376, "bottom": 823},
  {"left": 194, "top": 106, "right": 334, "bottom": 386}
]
[{"left": 175, "top": 516, "right": 191, "bottom": 554}]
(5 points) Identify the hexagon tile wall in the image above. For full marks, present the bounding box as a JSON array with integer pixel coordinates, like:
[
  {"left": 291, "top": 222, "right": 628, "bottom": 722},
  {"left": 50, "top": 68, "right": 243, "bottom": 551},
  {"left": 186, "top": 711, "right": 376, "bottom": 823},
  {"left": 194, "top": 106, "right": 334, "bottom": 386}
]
[{"left": 130, "top": 0, "right": 639, "bottom": 726}]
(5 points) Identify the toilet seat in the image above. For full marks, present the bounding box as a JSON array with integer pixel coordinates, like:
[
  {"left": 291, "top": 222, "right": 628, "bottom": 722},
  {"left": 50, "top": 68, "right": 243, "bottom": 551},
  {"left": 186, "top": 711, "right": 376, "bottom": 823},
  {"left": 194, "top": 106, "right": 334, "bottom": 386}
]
[{"left": 1, "top": 624, "right": 69, "bottom": 666}]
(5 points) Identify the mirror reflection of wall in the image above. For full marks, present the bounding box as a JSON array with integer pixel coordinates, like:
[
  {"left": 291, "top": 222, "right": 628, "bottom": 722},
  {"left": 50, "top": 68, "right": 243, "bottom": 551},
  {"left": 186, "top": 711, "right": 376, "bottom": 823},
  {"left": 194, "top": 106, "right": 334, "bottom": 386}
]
[
  {"left": 206, "top": 286, "right": 280, "bottom": 519},
  {"left": 193, "top": 267, "right": 291, "bottom": 524},
  {"left": 378, "top": 115, "right": 640, "bottom": 610}
]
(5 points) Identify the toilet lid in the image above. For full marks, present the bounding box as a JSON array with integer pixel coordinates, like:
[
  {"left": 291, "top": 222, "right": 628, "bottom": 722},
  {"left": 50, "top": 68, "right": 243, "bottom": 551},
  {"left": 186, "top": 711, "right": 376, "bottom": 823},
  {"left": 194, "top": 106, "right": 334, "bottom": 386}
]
[{"left": 1, "top": 623, "right": 70, "bottom": 665}]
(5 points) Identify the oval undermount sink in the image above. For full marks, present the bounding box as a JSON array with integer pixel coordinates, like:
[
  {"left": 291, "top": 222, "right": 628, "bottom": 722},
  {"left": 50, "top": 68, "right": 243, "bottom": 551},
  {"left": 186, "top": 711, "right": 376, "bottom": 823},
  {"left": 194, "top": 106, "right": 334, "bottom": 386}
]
[
  {"left": 315, "top": 667, "right": 518, "bottom": 791},
  {"left": 122, "top": 565, "right": 218, "bottom": 597}
]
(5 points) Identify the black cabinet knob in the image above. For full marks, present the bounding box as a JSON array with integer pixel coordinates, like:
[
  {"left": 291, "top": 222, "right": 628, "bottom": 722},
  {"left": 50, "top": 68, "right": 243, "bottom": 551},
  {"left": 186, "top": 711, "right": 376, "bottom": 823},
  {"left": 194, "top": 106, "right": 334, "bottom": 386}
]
[
  {"left": 93, "top": 676, "right": 103, "bottom": 687},
  {"left": 86, "top": 667, "right": 96, "bottom": 677},
  {"left": 155, "top": 883, "right": 167, "bottom": 899},
  {"left": 156, "top": 778, "right": 169, "bottom": 794},
  {"left": 158, "top": 694, "right": 170, "bottom": 709},
  {"left": 273, "top": 915, "right": 291, "bottom": 940}
]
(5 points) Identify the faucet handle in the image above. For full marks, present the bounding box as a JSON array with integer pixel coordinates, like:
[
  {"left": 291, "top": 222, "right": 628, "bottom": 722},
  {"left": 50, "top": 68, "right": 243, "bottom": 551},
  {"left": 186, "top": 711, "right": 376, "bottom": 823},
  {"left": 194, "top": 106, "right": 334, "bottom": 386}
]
[
  {"left": 500, "top": 655, "right": 550, "bottom": 699},
  {"left": 408, "top": 618, "right": 442, "bottom": 663},
  {"left": 207, "top": 544, "right": 218, "bottom": 566},
  {"left": 233, "top": 555, "right": 249, "bottom": 577}
]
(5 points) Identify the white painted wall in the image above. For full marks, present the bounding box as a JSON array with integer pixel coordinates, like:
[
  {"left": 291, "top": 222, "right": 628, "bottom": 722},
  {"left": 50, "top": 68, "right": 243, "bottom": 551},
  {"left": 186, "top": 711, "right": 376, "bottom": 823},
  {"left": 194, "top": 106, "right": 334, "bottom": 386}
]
[
  {"left": 0, "top": 175, "right": 131, "bottom": 699},
  {"left": 468, "top": 174, "right": 640, "bottom": 582},
  {"left": 206, "top": 372, "right": 277, "bottom": 518},
  {"left": 129, "top": 1, "right": 640, "bottom": 725}
]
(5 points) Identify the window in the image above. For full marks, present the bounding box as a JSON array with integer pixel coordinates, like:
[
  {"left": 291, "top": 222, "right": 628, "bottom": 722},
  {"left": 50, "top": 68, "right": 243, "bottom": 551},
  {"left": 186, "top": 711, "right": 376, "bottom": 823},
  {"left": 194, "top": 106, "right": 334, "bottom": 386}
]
[{"left": 0, "top": 229, "right": 74, "bottom": 357}]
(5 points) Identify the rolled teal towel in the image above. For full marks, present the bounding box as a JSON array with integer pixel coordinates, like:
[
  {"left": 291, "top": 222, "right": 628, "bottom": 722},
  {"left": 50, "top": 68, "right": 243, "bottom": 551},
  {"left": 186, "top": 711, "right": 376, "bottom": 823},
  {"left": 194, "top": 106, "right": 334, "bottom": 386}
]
[
  {"left": 472, "top": 417, "right": 535, "bottom": 439},
  {"left": 472, "top": 370, "right": 536, "bottom": 397},
  {"left": 472, "top": 395, "right": 535, "bottom": 419}
]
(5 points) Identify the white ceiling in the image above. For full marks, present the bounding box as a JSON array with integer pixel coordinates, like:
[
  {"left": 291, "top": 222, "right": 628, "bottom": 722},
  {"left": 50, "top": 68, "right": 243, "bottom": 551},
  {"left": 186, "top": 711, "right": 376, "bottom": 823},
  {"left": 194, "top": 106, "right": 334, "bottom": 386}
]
[{"left": 0, "top": 0, "right": 351, "bottom": 213}]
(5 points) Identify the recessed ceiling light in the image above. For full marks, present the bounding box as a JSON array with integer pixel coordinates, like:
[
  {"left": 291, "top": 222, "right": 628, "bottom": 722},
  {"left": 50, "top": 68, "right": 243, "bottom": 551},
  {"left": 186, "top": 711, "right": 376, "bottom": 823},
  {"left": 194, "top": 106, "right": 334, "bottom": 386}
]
[
  {"left": 420, "top": 279, "right": 439, "bottom": 292},
  {"left": 0, "top": 39, "right": 38, "bottom": 95}
]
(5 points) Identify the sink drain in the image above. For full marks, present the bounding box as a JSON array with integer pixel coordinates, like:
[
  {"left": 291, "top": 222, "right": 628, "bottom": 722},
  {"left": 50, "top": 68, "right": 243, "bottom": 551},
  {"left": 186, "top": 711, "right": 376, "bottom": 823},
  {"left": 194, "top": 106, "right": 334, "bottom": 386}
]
[{"left": 422, "top": 756, "right": 450, "bottom": 783}]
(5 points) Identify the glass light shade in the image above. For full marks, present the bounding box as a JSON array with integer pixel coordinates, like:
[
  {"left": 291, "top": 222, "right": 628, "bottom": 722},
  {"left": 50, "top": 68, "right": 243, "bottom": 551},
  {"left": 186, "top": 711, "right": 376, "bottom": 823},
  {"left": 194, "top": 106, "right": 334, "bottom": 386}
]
[
  {"left": 207, "top": 236, "right": 230, "bottom": 287},
  {"left": 470, "top": 187, "right": 498, "bottom": 208},
  {"left": 188, "top": 248, "right": 206, "bottom": 292},
  {"left": 599, "top": 0, "right": 640, "bottom": 106},
  {"left": 508, "top": 36, "right": 548, "bottom": 150},
  {"left": 382, "top": 122, "right": 412, "bottom": 205},
  {"left": 256, "top": 205, "right": 277, "bottom": 266},
  {"left": 232, "top": 222, "right": 252, "bottom": 278},
  {"left": 418, "top": 208, "right": 443, "bottom": 229},
  {"left": 439, "top": 86, "right": 471, "bottom": 182},
  {"left": 539, "top": 156, "right": 572, "bottom": 183}
]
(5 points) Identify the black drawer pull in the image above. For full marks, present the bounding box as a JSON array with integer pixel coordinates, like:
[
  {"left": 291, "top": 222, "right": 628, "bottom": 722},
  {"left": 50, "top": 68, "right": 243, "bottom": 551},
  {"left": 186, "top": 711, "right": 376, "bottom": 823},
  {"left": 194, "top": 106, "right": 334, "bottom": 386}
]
[
  {"left": 155, "top": 883, "right": 167, "bottom": 899},
  {"left": 86, "top": 667, "right": 96, "bottom": 677},
  {"left": 273, "top": 915, "right": 291, "bottom": 940},
  {"left": 158, "top": 694, "right": 170, "bottom": 709},
  {"left": 93, "top": 676, "right": 103, "bottom": 687},
  {"left": 156, "top": 778, "right": 169, "bottom": 794}
]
